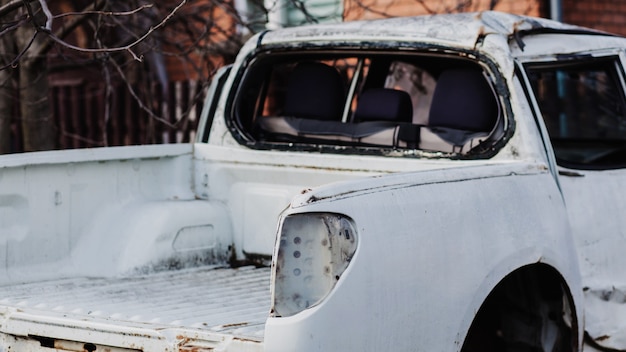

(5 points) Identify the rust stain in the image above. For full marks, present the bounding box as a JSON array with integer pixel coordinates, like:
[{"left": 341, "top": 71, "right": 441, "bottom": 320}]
[
  {"left": 176, "top": 335, "right": 192, "bottom": 347},
  {"left": 477, "top": 25, "right": 486, "bottom": 37},
  {"left": 512, "top": 20, "right": 526, "bottom": 34},
  {"left": 595, "top": 335, "right": 611, "bottom": 341},
  {"left": 233, "top": 336, "right": 262, "bottom": 343},
  {"left": 221, "top": 322, "right": 249, "bottom": 328},
  {"left": 180, "top": 347, "right": 212, "bottom": 352}
]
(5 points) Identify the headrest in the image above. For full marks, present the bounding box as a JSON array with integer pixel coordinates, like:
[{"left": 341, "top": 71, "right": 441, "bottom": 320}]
[{"left": 354, "top": 88, "right": 413, "bottom": 123}]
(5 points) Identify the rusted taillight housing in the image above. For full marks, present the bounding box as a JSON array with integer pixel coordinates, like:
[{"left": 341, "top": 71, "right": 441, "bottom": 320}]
[{"left": 271, "top": 213, "right": 358, "bottom": 317}]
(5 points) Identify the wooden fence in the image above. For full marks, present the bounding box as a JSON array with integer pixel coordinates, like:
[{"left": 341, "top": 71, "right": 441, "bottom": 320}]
[{"left": 9, "top": 79, "right": 205, "bottom": 152}]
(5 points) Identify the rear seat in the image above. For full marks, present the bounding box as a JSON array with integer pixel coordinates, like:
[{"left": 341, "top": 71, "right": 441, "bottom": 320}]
[
  {"left": 258, "top": 65, "right": 499, "bottom": 154},
  {"left": 258, "top": 86, "right": 414, "bottom": 146}
]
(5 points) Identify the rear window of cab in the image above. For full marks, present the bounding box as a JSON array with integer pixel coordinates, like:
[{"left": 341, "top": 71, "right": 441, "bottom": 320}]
[{"left": 229, "top": 50, "right": 508, "bottom": 159}]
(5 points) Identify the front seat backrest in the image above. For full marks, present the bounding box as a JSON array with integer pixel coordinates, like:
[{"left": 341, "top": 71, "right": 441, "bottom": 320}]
[{"left": 284, "top": 62, "right": 345, "bottom": 121}]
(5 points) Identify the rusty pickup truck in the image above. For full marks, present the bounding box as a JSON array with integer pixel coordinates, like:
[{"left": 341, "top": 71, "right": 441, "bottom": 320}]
[{"left": 1, "top": 10, "right": 625, "bottom": 352}]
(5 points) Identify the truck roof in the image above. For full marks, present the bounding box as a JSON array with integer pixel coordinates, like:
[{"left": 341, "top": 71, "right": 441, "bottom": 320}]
[{"left": 259, "top": 11, "right": 612, "bottom": 50}]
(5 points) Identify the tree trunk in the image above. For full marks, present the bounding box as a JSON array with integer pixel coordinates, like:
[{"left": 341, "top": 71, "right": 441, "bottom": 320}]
[
  {"left": 15, "top": 4, "right": 57, "bottom": 152},
  {"left": 0, "top": 0, "right": 17, "bottom": 154},
  {"left": 0, "top": 69, "right": 14, "bottom": 154},
  {"left": 19, "top": 56, "right": 56, "bottom": 152}
]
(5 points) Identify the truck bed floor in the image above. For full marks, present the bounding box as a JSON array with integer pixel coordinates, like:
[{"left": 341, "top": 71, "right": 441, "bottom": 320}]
[{"left": 0, "top": 266, "right": 271, "bottom": 340}]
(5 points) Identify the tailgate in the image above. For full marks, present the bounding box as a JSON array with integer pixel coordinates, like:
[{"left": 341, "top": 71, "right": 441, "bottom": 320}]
[{"left": 0, "top": 266, "right": 270, "bottom": 351}]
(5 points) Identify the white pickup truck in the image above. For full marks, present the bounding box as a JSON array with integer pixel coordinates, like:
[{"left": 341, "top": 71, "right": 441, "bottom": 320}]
[{"left": 1, "top": 10, "right": 626, "bottom": 352}]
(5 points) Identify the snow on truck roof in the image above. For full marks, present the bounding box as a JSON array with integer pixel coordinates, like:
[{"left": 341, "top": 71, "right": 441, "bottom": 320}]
[{"left": 259, "top": 11, "right": 613, "bottom": 50}]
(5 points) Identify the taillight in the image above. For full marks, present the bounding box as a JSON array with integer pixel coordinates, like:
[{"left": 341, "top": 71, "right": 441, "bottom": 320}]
[{"left": 271, "top": 213, "right": 358, "bottom": 317}]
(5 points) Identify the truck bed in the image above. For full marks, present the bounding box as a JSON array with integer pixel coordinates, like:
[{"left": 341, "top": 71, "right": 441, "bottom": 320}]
[{"left": 0, "top": 266, "right": 271, "bottom": 351}]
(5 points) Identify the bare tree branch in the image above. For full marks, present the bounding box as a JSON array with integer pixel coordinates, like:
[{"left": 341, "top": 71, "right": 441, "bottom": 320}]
[
  {"left": 0, "top": 12, "right": 27, "bottom": 37},
  {"left": 290, "top": 0, "right": 318, "bottom": 24},
  {"left": 0, "top": 0, "right": 33, "bottom": 17},
  {"left": 37, "top": 0, "right": 51, "bottom": 30},
  {"left": 109, "top": 56, "right": 178, "bottom": 129},
  {"left": 30, "top": 0, "right": 187, "bottom": 62},
  {"left": 348, "top": 0, "right": 396, "bottom": 18},
  {"left": 414, "top": 0, "right": 436, "bottom": 15},
  {"left": 52, "top": 4, "right": 154, "bottom": 19},
  {"left": 31, "top": 1, "right": 103, "bottom": 58},
  {"left": 0, "top": 27, "right": 36, "bottom": 70}
]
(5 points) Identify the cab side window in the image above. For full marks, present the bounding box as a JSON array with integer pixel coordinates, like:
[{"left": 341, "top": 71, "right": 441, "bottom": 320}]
[{"left": 526, "top": 58, "right": 626, "bottom": 169}]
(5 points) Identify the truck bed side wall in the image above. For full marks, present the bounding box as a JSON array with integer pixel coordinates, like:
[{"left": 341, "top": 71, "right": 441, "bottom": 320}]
[{"left": 0, "top": 145, "right": 232, "bottom": 284}]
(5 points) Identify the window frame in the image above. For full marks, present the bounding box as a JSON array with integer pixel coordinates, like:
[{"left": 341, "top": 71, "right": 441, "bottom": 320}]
[
  {"left": 224, "top": 45, "right": 513, "bottom": 160},
  {"left": 197, "top": 65, "right": 233, "bottom": 143}
]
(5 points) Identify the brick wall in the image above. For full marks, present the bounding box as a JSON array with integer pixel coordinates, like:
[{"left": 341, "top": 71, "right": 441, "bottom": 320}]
[
  {"left": 162, "top": 0, "right": 238, "bottom": 81},
  {"left": 562, "top": 0, "right": 626, "bottom": 36}
]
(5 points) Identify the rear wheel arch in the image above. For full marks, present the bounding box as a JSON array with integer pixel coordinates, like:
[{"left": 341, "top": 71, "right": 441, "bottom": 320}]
[{"left": 461, "top": 263, "right": 578, "bottom": 352}]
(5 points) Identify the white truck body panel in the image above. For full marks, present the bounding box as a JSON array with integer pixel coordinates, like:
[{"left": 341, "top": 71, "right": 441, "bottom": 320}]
[{"left": 268, "top": 162, "right": 583, "bottom": 351}]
